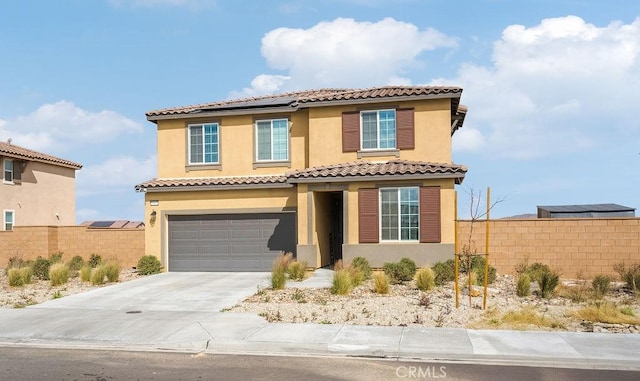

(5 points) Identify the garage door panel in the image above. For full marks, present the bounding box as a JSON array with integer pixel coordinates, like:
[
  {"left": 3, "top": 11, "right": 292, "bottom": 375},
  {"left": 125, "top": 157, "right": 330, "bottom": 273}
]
[{"left": 168, "top": 213, "right": 296, "bottom": 272}]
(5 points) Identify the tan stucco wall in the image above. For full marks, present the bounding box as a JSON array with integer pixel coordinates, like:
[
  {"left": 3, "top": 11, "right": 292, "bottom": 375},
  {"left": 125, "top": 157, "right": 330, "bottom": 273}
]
[
  {"left": 457, "top": 218, "right": 640, "bottom": 279},
  {"left": 307, "top": 99, "right": 453, "bottom": 167},
  {"left": 144, "top": 187, "right": 297, "bottom": 265},
  {"left": 0, "top": 226, "right": 144, "bottom": 268},
  {"left": 156, "top": 111, "right": 309, "bottom": 178},
  {"left": 0, "top": 161, "right": 77, "bottom": 227}
]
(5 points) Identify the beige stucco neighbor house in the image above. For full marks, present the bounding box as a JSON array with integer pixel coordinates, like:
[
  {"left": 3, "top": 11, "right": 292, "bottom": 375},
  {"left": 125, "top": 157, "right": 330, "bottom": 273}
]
[
  {"left": 136, "top": 86, "right": 468, "bottom": 271},
  {"left": 0, "top": 141, "right": 82, "bottom": 229}
]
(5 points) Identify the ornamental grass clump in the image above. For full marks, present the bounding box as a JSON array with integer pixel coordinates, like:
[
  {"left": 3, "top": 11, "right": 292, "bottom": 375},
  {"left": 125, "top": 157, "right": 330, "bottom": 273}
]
[
  {"left": 287, "top": 260, "right": 307, "bottom": 281},
  {"left": 415, "top": 267, "right": 436, "bottom": 291},
  {"left": 613, "top": 262, "right": 640, "bottom": 293},
  {"left": 90, "top": 266, "right": 107, "bottom": 285},
  {"left": 49, "top": 263, "right": 70, "bottom": 286},
  {"left": 271, "top": 252, "right": 293, "bottom": 290},
  {"left": 103, "top": 262, "right": 120, "bottom": 283},
  {"left": 592, "top": 274, "right": 611, "bottom": 299},
  {"left": 331, "top": 268, "right": 352, "bottom": 295},
  {"left": 372, "top": 272, "right": 389, "bottom": 295},
  {"left": 538, "top": 269, "right": 560, "bottom": 298},
  {"left": 516, "top": 273, "right": 531, "bottom": 297},
  {"left": 80, "top": 265, "right": 92, "bottom": 282},
  {"left": 8, "top": 267, "right": 32, "bottom": 287}
]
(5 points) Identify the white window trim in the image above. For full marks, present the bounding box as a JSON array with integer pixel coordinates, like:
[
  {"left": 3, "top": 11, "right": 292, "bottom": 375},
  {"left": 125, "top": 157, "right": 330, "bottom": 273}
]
[
  {"left": 187, "top": 123, "right": 220, "bottom": 165},
  {"left": 379, "top": 187, "right": 419, "bottom": 242},
  {"left": 3, "top": 158, "right": 14, "bottom": 184},
  {"left": 3, "top": 210, "right": 14, "bottom": 231},
  {"left": 254, "top": 118, "right": 290, "bottom": 162},
  {"left": 360, "top": 109, "right": 396, "bottom": 151}
]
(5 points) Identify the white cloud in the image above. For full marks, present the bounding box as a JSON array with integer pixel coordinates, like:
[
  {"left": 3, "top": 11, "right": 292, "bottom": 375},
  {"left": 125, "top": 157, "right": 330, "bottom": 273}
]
[
  {"left": 439, "top": 16, "right": 640, "bottom": 159},
  {"left": 0, "top": 101, "right": 142, "bottom": 153},
  {"left": 453, "top": 127, "right": 485, "bottom": 153},
  {"left": 76, "top": 154, "right": 157, "bottom": 196},
  {"left": 229, "top": 74, "right": 291, "bottom": 99},
  {"left": 238, "top": 17, "right": 457, "bottom": 96}
]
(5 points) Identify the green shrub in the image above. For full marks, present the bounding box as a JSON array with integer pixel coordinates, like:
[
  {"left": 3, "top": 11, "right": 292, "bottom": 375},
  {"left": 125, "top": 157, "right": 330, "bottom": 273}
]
[
  {"left": 383, "top": 258, "right": 417, "bottom": 284},
  {"left": 88, "top": 254, "right": 102, "bottom": 268},
  {"left": 613, "top": 262, "right": 640, "bottom": 292},
  {"left": 432, "top": 260, "right": 455, "bottom": 286},
  {"left": 80, "top": 265, "right": 92, "bottom": 282},
  {"left": 351, "top": 257, "right": 372, "bottom": 280},
  {"left": 103, "top": 262, "right": 120, "bottom": 283},
  {"left": 526, "top": 262, "right": 552, "bottom": 284},
  {"left": 271, "top": 252, "right": 292, "bottom": 290},
  {"left": 5, "top": 256, "right": 25, "bottom": 275},
  {"left": 49, "top": 263, "right": 70, "bottom": 286},
  {"left": 68, "top": 255, "right": 85, "bottom": 272},
  {"left": 49, "top": 252, "right": 63, "bottom": 263},
  {"left": 90, "top": 266, "right": 107, "bottom": 285},
  {"left": 8, "top": 267, "right": 32, "bottom": 287},
  {"left": 538, "top": 269, "right": 560, "bottom": 298},
  {"left": 331, "top": 269, "right": 352, "bottom": 295},
  {"left": 415, "top": 268, "right": 436, "bottom": 291},
  {"left": 592, "top": 274, "right": 611, "bottom": 299},
  {"left": 469, "top": 256, "right": 497, "bottom": 285},
  {"left": 287, "top": 260, "right": 306, "bottom": 281},
  {"left": 32, "top": 256, "right": 52, "bottom": 280},
  {"left": 516, "top": 273, "right": 531, "bottom": 297},
  {"left": 373, "top": 272, "right": 389, "bottom": 294},
  {"left": 137, "top": 255, "right": 162, "bottom": 275}
]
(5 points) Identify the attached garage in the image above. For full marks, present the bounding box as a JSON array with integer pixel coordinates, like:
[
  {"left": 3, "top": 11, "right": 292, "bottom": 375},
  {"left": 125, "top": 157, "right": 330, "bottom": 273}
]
[{"left": 168, "top": 213, "right": 296, "bottom": 272}]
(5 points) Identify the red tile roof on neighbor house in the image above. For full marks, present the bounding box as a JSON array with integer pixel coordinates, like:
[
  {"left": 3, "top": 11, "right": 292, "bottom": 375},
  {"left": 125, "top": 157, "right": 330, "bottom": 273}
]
[
  {"left": 145, "top": 86, "right": 464, "bottom": 118},
  {"left": 135, "top": 160, "right": 467, "bottom": 192},
  {"left": 81, "top": 220, "right": 145, "bottom": 229},
  {"left": 286, "top": 160, "right": 467, "bottom": 184},
  {"left": 0, "top": 140, "right": 82, "bottom": 169}
]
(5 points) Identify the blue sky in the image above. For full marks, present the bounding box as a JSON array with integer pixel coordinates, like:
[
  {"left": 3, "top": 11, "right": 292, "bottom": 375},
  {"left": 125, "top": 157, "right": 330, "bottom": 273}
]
[{"left": 1, "top": 0, "right": 639, "bottom": 221}]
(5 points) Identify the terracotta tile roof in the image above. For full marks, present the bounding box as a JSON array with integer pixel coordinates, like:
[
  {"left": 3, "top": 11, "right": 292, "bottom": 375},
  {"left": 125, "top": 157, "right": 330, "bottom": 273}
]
[
  {"left": 135, "top": 175, "right": 290, "bottom": 192},
  {"left": 0, "top": 141, "right": 82, "bottom": 169},
  {"left": 286, "top": 160, "right": 467, "bottom": 184},
  {"left": 146, "top": 86, "right": 463, "bottom": 118}
]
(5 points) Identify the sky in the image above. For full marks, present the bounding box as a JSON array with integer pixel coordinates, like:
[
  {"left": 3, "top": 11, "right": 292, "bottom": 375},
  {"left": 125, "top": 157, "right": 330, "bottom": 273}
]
[{"left": 1, "top": 0, "right": 639, "bottom": 221}]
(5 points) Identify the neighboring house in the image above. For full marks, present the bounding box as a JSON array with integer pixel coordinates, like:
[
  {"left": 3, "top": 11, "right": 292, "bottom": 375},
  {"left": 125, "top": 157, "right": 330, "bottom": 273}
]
[
  {"left": 81, "top": 220, "right": 145, "bottom": 229},
  {"left": 0, "top": 141, "right": 82, "bottom": 229},
  {"left": 537, "top": 204, "right": 636, "bottom": 218},
  {"left": 136, "top": 86, "right": 467, "bottom": 271}
]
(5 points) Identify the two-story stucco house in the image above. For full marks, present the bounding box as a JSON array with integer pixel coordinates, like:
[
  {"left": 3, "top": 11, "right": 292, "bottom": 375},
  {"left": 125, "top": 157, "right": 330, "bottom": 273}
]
[
  {"left": 136, "top": 86, "right": 467, "bottom": 272},
  {"left": 1, "top": 141, "right": 82, "bottom": 229}
]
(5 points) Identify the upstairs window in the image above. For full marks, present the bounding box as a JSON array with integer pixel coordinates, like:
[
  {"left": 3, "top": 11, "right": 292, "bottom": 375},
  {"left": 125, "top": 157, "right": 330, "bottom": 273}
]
[
  {"left": 188, "top": 123, "right": 219, "bottom": 164},
  {"left": 4, "top": 210, "right": 14, "bottom": 231},
  {"left": 3, "top": 159, "right": 13, "bottom": 183},
  {"left": 256, "top": 119, "right": 288, "bottom": 161},
  {"left": 361, "top": 110, "right": 396, "bottom": 150}
]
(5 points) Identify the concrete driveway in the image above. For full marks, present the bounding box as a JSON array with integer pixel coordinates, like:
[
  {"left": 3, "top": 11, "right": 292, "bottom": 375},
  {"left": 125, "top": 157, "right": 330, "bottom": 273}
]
[{"left": 33, "top": 272, "right": 271, "bottom": 312}]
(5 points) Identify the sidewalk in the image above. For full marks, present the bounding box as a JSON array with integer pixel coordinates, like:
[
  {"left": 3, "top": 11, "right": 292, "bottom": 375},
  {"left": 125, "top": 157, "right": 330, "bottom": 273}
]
[{"left": 0, "top": 272, "right": 638, "bottom": 370}]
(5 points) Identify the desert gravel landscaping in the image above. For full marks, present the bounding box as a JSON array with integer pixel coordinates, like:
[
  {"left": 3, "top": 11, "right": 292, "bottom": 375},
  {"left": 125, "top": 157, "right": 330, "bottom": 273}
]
[{"left": 228, "top": 273, "right": 640, "bottom": 333}]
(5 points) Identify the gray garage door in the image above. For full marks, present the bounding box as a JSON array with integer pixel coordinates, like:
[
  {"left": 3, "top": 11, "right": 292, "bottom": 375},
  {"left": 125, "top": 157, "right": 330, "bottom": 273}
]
[{"left": 168, "top": 213, "right": 296, "bottom": 272}]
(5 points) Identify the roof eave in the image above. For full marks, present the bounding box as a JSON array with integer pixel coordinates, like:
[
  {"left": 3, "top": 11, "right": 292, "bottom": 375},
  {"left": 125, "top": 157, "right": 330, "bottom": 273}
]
[
  {"left": 298, "top": 92, "right": 461, "bottom": 109},
  {"left": 136, "top": 182, "right": 293, "bottom": 193},
  {"left": 287, "top": 172, "right": 466, "bottom": 184},
  {"left": 147, "top": 105, "right": 300, "bottom": 122},
  {"left": 0, "top": 153, "right": 82, "bottom": 170}
]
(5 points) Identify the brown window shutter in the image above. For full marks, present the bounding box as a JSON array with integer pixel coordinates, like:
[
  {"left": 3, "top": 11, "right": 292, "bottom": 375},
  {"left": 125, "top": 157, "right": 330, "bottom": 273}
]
[
  {"left": 396, "top": 108, "right": 415, "bottom": 150},
  {"left": 13, "top": 161, "right": 22, "bottom": 183},
  {"left": 358, "top": 188, "right": 379, "bottom": 243},
  {"left": 342, "top": 111, "right": 360, "bottom": 152},
  {"left": 420, "top": 186, "right": 441, "bottom": 243}
]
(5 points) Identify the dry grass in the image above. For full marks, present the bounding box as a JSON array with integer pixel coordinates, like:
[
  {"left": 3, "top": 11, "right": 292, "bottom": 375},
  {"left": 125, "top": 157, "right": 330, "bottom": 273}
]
[
  {"left": 372, "top": 272, "right": 389, "bottom": 294},
  {"left": 331, "top": 269, "right": 352, "bottom": 295},
  {"left": 271, "top": 252, "right": 293, "bottom": 290},
  {"left": 49, "top": 263, "right": 70, "bottom": 287},
  {"left": 472, "top": 306, "right": 565, "bottom": 330},
  {"left": 415, "top": 268, "right": 435, "bottom": 291},
  {"left": 570, "top": 301, "right": 640, "bottom": 325}
]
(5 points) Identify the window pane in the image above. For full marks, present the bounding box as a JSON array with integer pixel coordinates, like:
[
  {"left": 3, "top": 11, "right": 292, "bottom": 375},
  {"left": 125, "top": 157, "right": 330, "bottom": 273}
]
[
  {"left": 257, "top": 121, "right": 272, "bottom": 160},
  {"left": 5, "top": 211, "right": 13, "bottom": 224},
  {"left": 361, "top": 112, "right": 378, "bottom": 149},
  {"left": 380, "top": 189, "right": 399, "bottom": 240},
  {"left": 189, "top": 126, "right": 203, "bottom": 163},
  {"left": 400, "top": 188, "right": 419, "bottom": 241},
  {"left": 203, "top": 124, "right": 219, "bottom": 163},
  {"left": 272, "top": 119, "right": 288, "bottom": 160},
  {"left": 379, "top": 110, "right": 396, "bottom": 149}
]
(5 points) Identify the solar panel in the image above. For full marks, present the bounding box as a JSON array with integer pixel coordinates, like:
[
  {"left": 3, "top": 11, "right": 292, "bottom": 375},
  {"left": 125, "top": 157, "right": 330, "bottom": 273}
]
[
  {"left": 199, "top": 96, "right": 297, "bottom": 112},
  {"left": 89, "top": 221, "right": 116, "bottom": 228}
]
